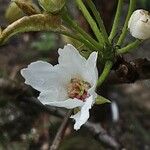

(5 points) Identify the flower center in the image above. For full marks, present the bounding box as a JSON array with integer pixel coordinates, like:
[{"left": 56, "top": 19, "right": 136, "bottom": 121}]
[{"left": 67, "top": 78, "right": 91, "bottom": 101}]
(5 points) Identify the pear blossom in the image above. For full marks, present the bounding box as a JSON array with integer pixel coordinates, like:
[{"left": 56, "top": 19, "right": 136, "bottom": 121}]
[
  {"left": 21, "top": 44, "right": 98, "bottom": 130},
  {"left": 128, "top": 9, "right": 150, "bottom": 40}
]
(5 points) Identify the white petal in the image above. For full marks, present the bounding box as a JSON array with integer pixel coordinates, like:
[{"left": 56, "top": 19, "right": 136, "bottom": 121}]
[
  {"left": 21, "top": 61, "right": 69, "bottom": 102},
  {"left": 58, "top": 44, "right": 88, "bottom": 77},
  {"left": 38, "top": 87, "right": 68, "bottom": 104},
  {"left": 81, "top": 52, "right": 98, "bottom": 96},
  {"left": 38, "top": 89, "right": 84, "bottom": 109},
  {"left": 71, "top": 95, "right": 94, "bottom": 130},
  {"left": 21, "top": 61, "right": 53, "bottom": 91},
  {"left": 87, "top": 51, "right": 98, "bottom": 68},
  {"left": 45, "top": 98, "right": 84, "bottom": 109},
  {"left": 83, "top": 51, "right": 98, "bottom": 85},
  {"left": 58, "top": 44, "right": 86, "bottom": 67}
]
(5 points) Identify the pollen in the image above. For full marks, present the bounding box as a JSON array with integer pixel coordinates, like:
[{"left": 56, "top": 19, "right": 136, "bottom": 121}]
[{"left": 67, "top": 78, "right": 91, "bottom": 101}]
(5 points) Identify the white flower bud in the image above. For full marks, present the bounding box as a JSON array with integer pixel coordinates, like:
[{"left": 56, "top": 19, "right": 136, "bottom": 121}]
[{"left": 128, "top": 9, "right": 150, "bottom": 40}]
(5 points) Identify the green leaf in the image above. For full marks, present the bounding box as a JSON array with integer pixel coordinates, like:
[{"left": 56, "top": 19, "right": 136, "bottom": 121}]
[
  {"left": 0, "top": 14, "right": 61, "bottom": 45},
  {"left": 95, "top": 95, "right": 111, "bottom": 105}
]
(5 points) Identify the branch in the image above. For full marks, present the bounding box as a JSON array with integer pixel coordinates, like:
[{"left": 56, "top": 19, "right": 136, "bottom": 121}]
[
  {"left": 107, "top": 58, "right": 150, "bottom": 84},
  {"left": 85, "top": 122, "right": 120, "bottom": 149},
  {"left": 50, "top": 110, "right": 72, "bottom": 150}
]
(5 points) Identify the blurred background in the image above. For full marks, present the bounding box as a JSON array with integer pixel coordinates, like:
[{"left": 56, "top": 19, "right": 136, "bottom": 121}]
[{"left": 0, "top": 0, "right": 150, "bottom": 149}]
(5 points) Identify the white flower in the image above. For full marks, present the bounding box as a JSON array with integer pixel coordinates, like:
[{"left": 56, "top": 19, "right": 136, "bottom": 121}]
[
  {"left": 128, "top": 9, "right": 150, "bottom": 40},
  {"left": 21, "top": 44, "right": 98, "bottom": 130}
]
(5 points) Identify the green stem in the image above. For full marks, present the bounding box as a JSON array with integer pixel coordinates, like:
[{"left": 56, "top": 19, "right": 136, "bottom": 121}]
[
  {"left": 75, "top": 0, "right": 104, "bottom": 46},
  {"left": 60, "top": 32, "right": 96, "bottom": 50},
  {"left": 97, "top": 60, "right": 113, "bottom": 87},
  {"left": 62, "top": 11, "right": 103, "bottom": 50},
  {"left": 86, "top": 0, "right": 109, "bottom": 44},
  {"left": 117, "top": 39, "right": 142, "bottom": 54},
  {"left": 57, "top": 27, "right": 97, "bottom": 50},
  {"left": 117, "top": 0, "right": 136, "bottom": 46},
  {"left": 109, "top": 0, "right": 124, "bottom": 42}
]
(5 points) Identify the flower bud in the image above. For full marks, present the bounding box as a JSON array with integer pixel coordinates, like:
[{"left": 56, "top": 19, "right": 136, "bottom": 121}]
[
  {"left": 128, "top": 9, "right": 150, "bottom": 40},
  {"left": 38, "top": 0, "right": 66, "bottom": 14}
]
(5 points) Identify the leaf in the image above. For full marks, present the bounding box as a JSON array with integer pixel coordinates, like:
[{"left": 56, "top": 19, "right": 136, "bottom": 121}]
[
  {"left": 0, "top": 14, "right": 61, "bottom": 45},
  {"left": 95, "top": 95, "right": 111, "bottom": 105},
  {"left": 13, "top": 0, "right": 41, "bottom": 15}
]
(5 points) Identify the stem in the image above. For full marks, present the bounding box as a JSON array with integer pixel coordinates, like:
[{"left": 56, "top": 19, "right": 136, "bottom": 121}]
[
  {"left": 50, "top": 110, "right": 72, "bottom": 150},
  {"left": 86, "top": 0, "right": 109, "bottom": 44},
  {"left": 62, "top": 11, "right": 103, "bottom": 50},
  {"left": 57, "top": 27, "right": 97, "bottom": 50},
  {"left": 117, "top": 0, "right": 136, "bottom": 46},
  {"left": 109, "top": 0, "right": 124, "bottom": 42},
  {"left": 76, "top": 0, "right": 105, "bottom": 46},
  {"left": 117, "top": 39, "right": 142, "bottom": 54},
  {"left": 97, "top": 61, "right": 113, "bottom": 87}
]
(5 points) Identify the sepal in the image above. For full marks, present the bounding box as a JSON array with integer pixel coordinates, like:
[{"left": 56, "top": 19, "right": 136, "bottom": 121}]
[{"left": 95, "top": 95, "right": 111, "bottom": 105}]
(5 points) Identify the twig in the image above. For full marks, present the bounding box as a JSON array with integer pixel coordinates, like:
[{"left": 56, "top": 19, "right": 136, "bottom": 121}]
[
  {"left": 50, "top": 110, "right": 72, "bottom": 150},
  {"left": 85, "top": 122, "right": 120, "bottom": 149}
]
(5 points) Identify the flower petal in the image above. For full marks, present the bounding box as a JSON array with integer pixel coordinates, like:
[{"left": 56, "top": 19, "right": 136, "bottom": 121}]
[
  {"left": 21, "top": 61, "right": 69, "bottom": 102},
  {"left": 38, "top": 90, "right": 84, "bottom": 109},
  {"left": 70, "top": 95, "right": 94, "bottom": 130},
  {"left": 21, "top": 61, "right": 53, "bottom": 91},
  {"left": 45, "top": 99, "right": 84, "bottom": 109},
  {"left": 83, "top": 51, "right": 98, "bottom": 85},
  {"left": 58, "top": 44, "right": 88, "bottom": 77},
  {"left": 58, "top": 44, "right": 86, "bottom": 67}
]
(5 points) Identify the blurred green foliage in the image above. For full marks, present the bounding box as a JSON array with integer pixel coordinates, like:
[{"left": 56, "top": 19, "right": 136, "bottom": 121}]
[
  {"left": 31, "top": 32, "right": 56, "bottom": 52},
  {"left": 138, "top": 0, "right": 150, "bottom": 9}
]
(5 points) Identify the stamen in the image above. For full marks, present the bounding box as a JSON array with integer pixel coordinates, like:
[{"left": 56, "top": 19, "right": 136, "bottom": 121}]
[{"left": 67, "top": 78, "right": 91, "bottom": 101}]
